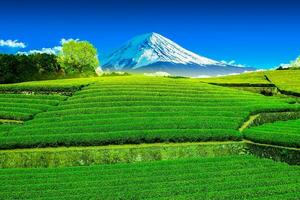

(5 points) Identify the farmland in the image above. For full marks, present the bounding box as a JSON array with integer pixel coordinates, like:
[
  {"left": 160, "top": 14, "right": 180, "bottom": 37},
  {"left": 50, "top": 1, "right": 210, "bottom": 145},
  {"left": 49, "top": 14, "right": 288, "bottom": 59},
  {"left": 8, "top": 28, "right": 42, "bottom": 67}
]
[
  {"left": 0, "top": 93, "right": 66, "bottom": 135},
  {"left": 0, "top": 155, "right": 299, "bottom": 200},
  {"left": 244, "top": 118, "right": 300, "bottom": 148},
  {"left": 200, "top": 71, "right": 270, "bottom": 85},
  {"left": 0, "top": 71, "right": 299, "bottom": 199},
  {"left": 266, "top": 70, "right": 300, "bottom": 95},
  {"left": 0, "top": 94, "right": 66, "bottom": 121},
  {"left": 0, "top": 76, "right": 299, "bottom": 149},
  {"left": 201, "top": 70, "right": 300, "bottom": 96},
  {"left": 0, "top": 77, "right": 97, "bottom": 94}
]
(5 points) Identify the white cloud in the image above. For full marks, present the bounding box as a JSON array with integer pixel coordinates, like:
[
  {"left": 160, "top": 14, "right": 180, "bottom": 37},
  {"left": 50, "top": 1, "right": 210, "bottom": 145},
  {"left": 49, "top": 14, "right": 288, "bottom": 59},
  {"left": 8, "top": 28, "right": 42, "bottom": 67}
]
[
  {"left": 197, "top": 75, "right": 211, "bottom": 78},
  {"left": 221, "top": 60, "right": 236, "bottom": 65},
  {"left": 221, "top": 60, "right": 249, "bottom": 68},
  {"left": 60, "top": 38, "right": 79, "bottom": 45},
  {"left": 17, "top": 38, "right": 80, "bottom": 55},
  {"left": 144, "top": 71, "right": 171, "bottom": 77},
  {"left": 0, "top": 39, "right": 26, "bottom": 48},
  {"left": 18, "top": 46, "right": 62, "bottom": 55},
  {"left": 277, "top": 63, "right": 290, "bottom": 69}
]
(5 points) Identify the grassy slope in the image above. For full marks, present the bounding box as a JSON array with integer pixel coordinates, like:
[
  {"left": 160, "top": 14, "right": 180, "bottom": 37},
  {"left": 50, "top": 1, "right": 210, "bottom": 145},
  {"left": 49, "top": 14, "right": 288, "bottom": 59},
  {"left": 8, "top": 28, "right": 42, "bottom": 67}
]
[
  {"left": 0, "top": 142, "right": 245, "bottom": 168},
  {"left": 266, "top": 70, "right": 300, "bottom": 95},
  {"left": 244, "top": 118, "right": 300, "bottom": 148},
  {"left": 200, "top": 71, "right": 270, "bottom": 85},
  {"left": 0, "top": 75, "right": 298, "bottom": 149},
  {"left": 0, "top": 73, "right": 299, "bottom": 200},
  {"left": 200, "top": 70, "right": 300, "bottom": 95},
  {"left": 0, "top": 155, "right": 299, "bottom": 200},
  {"left": 0, "top": 94, "right": 67, "bottom": 134},
  {"left": 0, "top": 77, "right": 98, "bottom": 92},
  {"left": 0, "top": 94, "right": 66, "bottom": 121}
]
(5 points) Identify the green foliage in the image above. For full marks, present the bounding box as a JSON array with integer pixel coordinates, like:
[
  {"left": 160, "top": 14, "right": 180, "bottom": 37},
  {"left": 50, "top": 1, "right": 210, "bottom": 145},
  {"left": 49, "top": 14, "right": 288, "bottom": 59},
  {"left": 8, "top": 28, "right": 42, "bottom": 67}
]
[
  {"left": 101, "top": 71, "right": 130, "bottom": 76},
  {"left": 266, "top": 70, "right": 300, "bottom": 95},
  {"left": 0, "top": 142, "right": 245, "bottom": 168},
  {"left": 0, "top": 53, "right": 61, "bottom": 84},
  {"left": 28, "top": 53, "right": 61, "bottom": 75},
  {"left": 250, "top": 111, "right": 300, "bottom": 127},
  {"left": 244, "top": 118, "right": 300, "bottom": 148},
  {"left": 246, "top": 142, "right": 300, "bottom": 165},
  {"left": 0, "top": 76, "right": 299, "bottom": 149},
  {"left": 289, "top": 56, "right": 300, "bottom": 69},
  {"left": 57, "top": 40, "right": 99, "bottom": 74},
  {"left": 0, "top": 77, "right": 98, "bottom": 95},
  {"left": 0, "top": 124, "right": 20, "bottom": 135},
  {"left": 0, "top": 155, "right": 299, "bottom": 199},
  {"left": 200, "top": 71, "right": 270, "bottom": 85},
  {"left": 0, "top": 94, "right": 66, "bottom": 122}
]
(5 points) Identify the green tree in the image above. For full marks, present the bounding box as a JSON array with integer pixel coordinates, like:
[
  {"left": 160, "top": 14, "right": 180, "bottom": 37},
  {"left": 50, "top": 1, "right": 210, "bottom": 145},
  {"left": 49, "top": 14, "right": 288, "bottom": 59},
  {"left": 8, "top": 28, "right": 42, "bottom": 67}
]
[
  {"left": 29, "top": 53, "right": 61, "bottom": 75},
  {"left": 290, "top": 56, "right": 300, "bottom": 69},
  {"left": 57, "top": 40, "right": 100, "bottom": 74},
  {"left": 0, "top": 53, "right": 63, "bottom": 84}
]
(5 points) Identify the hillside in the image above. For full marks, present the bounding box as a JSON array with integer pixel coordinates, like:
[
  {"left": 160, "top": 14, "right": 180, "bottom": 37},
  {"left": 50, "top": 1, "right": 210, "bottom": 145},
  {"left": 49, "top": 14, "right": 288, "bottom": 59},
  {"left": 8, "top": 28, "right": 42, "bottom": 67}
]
[
  {"left": 0, "top": 71, "right": 299, "bottom": 199},
  {"left": 1, "top": 75, "right": 299, "bottom": 149}
]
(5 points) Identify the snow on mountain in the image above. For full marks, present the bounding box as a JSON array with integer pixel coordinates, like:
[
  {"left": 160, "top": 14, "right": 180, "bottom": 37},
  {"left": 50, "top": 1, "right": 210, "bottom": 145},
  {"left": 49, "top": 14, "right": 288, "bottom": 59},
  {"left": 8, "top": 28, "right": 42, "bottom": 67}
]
[
  {"left": 103, "top": 32, "right": 220, "bottom": 69},
  {"left": 102, "top": 32, "right": 254, "bottom": 76}
]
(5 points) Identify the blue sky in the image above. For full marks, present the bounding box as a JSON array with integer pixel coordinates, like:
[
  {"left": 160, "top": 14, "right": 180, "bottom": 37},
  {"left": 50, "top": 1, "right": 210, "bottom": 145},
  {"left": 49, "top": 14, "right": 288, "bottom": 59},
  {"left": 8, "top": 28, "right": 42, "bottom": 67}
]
[{"left": 1, "top": 0, "right": 300, "bottom": 69}]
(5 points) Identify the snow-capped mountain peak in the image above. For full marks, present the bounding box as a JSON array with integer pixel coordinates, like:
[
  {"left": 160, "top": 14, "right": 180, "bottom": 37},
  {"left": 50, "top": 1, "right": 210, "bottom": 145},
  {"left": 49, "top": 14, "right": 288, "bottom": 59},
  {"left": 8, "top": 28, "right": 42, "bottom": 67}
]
[
  {"left": 102, "top": 32, "right": 255, "bottom": 77},
  {"left": 103, "top": 32, "right": 221, "bottom": 70}
]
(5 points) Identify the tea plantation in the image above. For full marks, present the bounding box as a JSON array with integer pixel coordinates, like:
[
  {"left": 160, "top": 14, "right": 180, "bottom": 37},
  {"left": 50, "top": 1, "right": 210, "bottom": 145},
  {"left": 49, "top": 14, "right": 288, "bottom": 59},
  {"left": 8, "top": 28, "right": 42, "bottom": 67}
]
[
  {"left": 0, "top": 76, "right": 299, "bottom": 149},
  {"left": 244, "top": 118, "right": 300, "bottom": 148},
  {"left": 0, "top": 155, "right": 299, "bottom": 200},
  {"left": 267, "top": 70, "right": 300, "bottom": 95},
  {"left": 0, "top": 72, "right": 299, "bottom": 199}
]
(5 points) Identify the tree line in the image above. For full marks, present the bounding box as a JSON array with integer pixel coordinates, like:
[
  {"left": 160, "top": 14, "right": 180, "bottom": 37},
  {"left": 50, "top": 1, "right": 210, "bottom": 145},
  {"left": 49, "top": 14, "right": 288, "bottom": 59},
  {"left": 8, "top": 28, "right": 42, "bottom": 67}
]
[{"left": 0, "top": 40, "right": 100, "bottom": 84}]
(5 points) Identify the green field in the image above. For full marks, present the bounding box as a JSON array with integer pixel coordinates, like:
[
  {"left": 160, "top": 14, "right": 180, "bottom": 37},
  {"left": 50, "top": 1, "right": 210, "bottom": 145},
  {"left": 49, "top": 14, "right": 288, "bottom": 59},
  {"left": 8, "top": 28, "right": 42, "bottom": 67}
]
[
  {"left": 266, "top": 70, "right": 300, "bottom": 95},
  {"left": 0, "top": 94, "right": 66, "bottom": 121},
  {"left": 201, "top": 70, "right": 300, "bottom": 96},
  {"left": 0, "top": 93, "right": 66, "bottom": 135},
  {"left": 0, "top": 155, "right": 299, "bottom": 200},
  {"left": 200, "top": 71, "right": 270, "bottom": 85},
  {"left": 0, "top": 76, "right": 299, "bottom": 149},
  {"left": 244, "top": 118, "right": 300, "bottom": 148},
  {"left": 0, "top": 77, "right": 97, "bottom": 94},
  {"left": 0, "top": 71, "right": 299, "bottom": 199}
]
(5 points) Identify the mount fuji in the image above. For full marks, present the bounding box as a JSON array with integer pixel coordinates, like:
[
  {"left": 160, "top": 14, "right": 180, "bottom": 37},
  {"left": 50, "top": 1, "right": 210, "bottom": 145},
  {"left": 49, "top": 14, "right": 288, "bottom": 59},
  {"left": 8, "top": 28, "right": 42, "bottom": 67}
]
[{"left": 102, "top": 33, "right": 255, "bottom": 77}]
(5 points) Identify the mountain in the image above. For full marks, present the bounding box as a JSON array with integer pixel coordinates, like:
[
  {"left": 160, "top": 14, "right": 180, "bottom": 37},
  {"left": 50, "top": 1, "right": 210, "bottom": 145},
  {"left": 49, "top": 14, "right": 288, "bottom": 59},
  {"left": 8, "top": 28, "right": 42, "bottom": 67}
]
[{"left": 102, "top": 32, "right": 255, "bottom": 77}]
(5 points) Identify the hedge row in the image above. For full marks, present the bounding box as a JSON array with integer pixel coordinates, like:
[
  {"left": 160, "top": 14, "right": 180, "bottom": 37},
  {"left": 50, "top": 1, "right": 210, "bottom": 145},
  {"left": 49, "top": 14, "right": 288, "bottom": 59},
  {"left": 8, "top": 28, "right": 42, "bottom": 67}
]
[
  {"left": 0, "top": 155, "right": 299, "bottom": 199},
  {"left": 0, "top": 94, "right": 66, "bottom": 121},
  {"left": 0, "top": 129, "right": 241, "bottom": 149},
  {"left": 1, "top": 76, "right": 299, "bottom": 149},
  {"left": 244, "top": 118, "right": 300, "bottom": 148}
]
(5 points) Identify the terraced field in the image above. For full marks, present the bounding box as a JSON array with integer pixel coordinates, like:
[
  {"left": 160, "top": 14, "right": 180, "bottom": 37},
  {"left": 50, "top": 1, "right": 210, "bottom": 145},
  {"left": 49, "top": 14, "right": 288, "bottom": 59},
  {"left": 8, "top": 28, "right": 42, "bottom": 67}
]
[
  {"left": 200, "top": 70, "right": 300, "bottom": 96},
  {"left": 244, "top": 118, "right": 300, "bottom": 148},
  {"left": 0, "top": 77, "right": 99, "bottom": 136},
  {"left": 0, "top": 94, "right": 66, "bottom": 121},
  {"left": 0, "top": 73, "right": 299, "bottom": 200},
  {"left": 0, "top": 155, "right": 299, "bottom": 200},
  {"left": 0, "top": 94, "right": 66, "bottom": 135},
  {"left": 200, "top": 71, "right": 270, "bottom": 85},
  {"left": 266, "top": 70, "right": 300, "bottom": 95},
  {"left": 0, "top": 77, "right": 97, "bottom": 94},
  {"left": 1, "top": 76, "right": 298, "bottom": 149}
]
